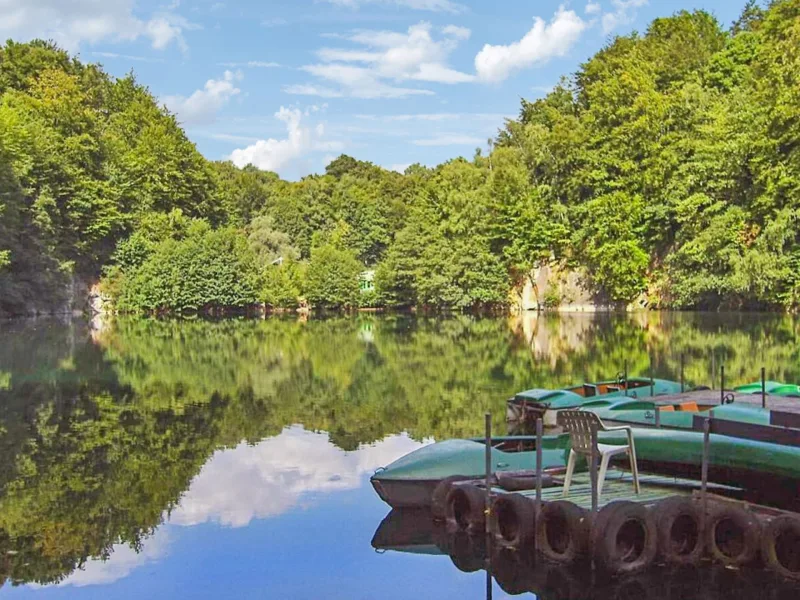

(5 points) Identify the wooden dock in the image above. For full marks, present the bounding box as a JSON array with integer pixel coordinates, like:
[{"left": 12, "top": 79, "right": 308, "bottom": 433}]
[
  {"left": 498, "top": 470, "right": 737, "bottom": 511},
  {"left": 652, "top": 389, "right": 800, "bottom": 413}
]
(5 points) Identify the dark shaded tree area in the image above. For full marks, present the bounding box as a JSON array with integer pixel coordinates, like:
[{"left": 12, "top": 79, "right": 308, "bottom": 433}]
[{"left": 2, "top": 0, "right": 800, "bottom": 314}]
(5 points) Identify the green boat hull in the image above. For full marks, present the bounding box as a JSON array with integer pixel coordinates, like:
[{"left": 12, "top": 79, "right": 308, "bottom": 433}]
[
  {"left": 372, "top": 423, "right": 800, "bottom": 508},
  {"left": 735, "top": 380, "right": 800, "bottom": 398}
]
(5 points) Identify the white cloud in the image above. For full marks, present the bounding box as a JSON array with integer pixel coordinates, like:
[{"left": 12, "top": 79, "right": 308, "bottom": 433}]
[
  {"left": 229, "top": 106, "right": 344, "bottom": 177},
  {"left": 475, "top": 6, "right": 588, "bottom": 83},
  {"left": 219, "top": 60, "right": 280, "bottom": 68},
  {"left": 283, "top": 84, "right": 345, "bottom": 98},
  {"left": 0, "top": 0, "right": 197, "bottom": 52},
  {"left": 164, "top": 70, "right": 243, "bottom": 125},
  {"left": 602, "top": 0, "right": 648, "bottom": 33},
  {"left": 413, "top": 134, "right": 484, "bottom": 146},
  {"left": 297, "top": 21, "right": 473, "bottom": 98},
  {"left": 56, "top": 528, "right": 171, "bottom": 588},
  {"left": 389, "top": 163, "right": 412, "bottom": 173},
  {"left": 585, "top": 1, "right": 602, "bottom": 14},
  {"left": 321, "top": 0, "right": 464, "bottom": 13},
  {"left": 356, "top": 112, "right": 508, "bottom": 122},
  {"left": 169, "top": 427, "right": 426, "bottom": 528},
  {"left": 91, "top": 51, "right": 165, "bottom": 63}
]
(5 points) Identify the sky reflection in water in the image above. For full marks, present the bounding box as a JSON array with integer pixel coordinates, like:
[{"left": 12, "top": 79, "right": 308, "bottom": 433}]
[{"left": 2, "top": 313, "right": 800, "bottom": 598}]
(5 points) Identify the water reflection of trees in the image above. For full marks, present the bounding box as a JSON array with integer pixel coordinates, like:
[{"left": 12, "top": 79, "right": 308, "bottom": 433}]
[{"left": 1, "top": 312, "right": 800, "bottom": 586}]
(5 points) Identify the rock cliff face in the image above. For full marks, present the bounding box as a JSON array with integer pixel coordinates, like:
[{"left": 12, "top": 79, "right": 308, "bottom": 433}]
[{"left": 514, "top": 264, "right": 648, "bottom": 312}]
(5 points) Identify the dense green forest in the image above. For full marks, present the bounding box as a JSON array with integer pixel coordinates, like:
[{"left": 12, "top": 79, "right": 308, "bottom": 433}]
[{"left": 1, "top": 0, "right": 799, "bottom": 315}]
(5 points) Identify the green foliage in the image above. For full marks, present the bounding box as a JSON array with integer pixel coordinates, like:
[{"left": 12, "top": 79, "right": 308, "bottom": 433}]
[
  {"left": 304, "top": 244, "right": 362, "bottom": 308},
  {"left": 6, "top": 1, "right": 800, "bottom": 314},
  {"left": 113, "top": 222, "right": 260, "bottom": 313}
]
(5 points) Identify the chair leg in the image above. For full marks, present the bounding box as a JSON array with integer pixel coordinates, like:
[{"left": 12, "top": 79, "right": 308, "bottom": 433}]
[
  {"left": 562, "top": 450, "right": 577, "bottom": 498},
  {"left": 597, "top": 452, "right": 612, "bottom": 503},
  {"left": 629, "top": 442, "right": 641, "bottom": 494}
]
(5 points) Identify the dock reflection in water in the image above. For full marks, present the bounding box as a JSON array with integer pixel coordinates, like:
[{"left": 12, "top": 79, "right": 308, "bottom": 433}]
[{"left": 372, "top": 508, "right": 800, "bottom": 600}]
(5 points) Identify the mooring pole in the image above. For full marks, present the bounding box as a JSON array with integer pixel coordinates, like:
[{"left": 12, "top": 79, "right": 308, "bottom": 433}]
[
  {"left": 655, "top": 406, "right": 661, "bottom": 428},
  {"left": 590, "top": 427, "right": 599, "bottom": 513},
  {"left": 711, "top": 352, "right": 716, "bottom": 390},
  {"left": 680, "top": 353, "right": 685, "bottom": 393},
  {"left": 649, "top": 357, "right": 655, "bottom": 397},
  {"left": 762, "top": 367, "right": 767, "bottom": 409},
  {"left": 535, "top": 417, "right": 543, "bottom": 516},
  {"left": 702, "top": 418, "right": 711, "bottom": 534},
  {"left": 484, "top": 412, "right": 492, "bottom": 535},
  {"left": 623, "top": 360, "right": 628, "bottom": 397},
  {"left": 720, "top": 365, "right": 725, "bottom": 406}
]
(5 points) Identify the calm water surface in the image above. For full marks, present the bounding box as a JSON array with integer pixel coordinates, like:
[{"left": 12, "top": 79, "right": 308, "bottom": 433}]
[{"left": 1, "top": 312, "right": 799, "bottom": 598}]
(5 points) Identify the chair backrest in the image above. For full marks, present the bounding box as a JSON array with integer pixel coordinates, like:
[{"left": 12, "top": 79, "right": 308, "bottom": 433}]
[{"left": 558, "top": 410, "right": 602, "bottom": 455}]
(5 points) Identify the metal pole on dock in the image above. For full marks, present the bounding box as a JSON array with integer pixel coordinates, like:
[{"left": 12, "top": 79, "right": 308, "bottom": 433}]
[
  {"left": 701, "top": 418, "right": 711, "bottom": 534},
  {"left": 623, "top": 361, "right": 628, "bottom": 397},
  {"left": 535, "top": 417, "right": 543, "bottom": 517},
  {"left": 590, "top": 428, "right": 599, "bottom": 513},
  {"left": 655, "top": 406, "right": 661, "bottom": 428},
  {"left": 711, "top": 352, "right": 715, "bottom": 390},
  {"left": 649, "top": 357, "right": 654, "bottom": 397},
  {"left": 762, "top": 367, "right": 767, "bottom": 409},
  {"left": 720, "top": 365, "right": 725, "bottom": 405},
  {"left": 680, "top": 353, "right": 685, "bottom": 393},
  {"left": 484, "top": 412, "right": 492, "bottom": 535}
]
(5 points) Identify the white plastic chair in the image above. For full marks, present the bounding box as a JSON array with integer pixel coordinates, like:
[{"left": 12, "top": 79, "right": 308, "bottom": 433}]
[{"left": 558, "top": 410, "right": 640, "bottom": 501}]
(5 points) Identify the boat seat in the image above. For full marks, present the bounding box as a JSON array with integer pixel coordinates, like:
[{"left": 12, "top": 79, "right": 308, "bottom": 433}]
[
  {"left": 558, "top": 410, "right": 640, "bottom": 502},
  {"left": 677, "top": 402, "right": 699, "bottom": 412}
]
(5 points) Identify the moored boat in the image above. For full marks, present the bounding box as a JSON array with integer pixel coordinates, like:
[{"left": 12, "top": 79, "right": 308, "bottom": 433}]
[
  {"left": 735, "top": 380, "right": 800, "bottom": 398},
  {"left": 507, "top": 377, "right": 685, "bottom": 426},
  {"left": 370, "top": 436, "right": 572, "bottom": 509}
]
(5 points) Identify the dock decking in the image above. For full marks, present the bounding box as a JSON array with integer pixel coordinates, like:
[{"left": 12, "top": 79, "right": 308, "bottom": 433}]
[
  {"left": 653, "top": 389, "right": 800, "bottom": 413},
  {"left": 495, "top": 470, "right": 738, "bottom": 511}
]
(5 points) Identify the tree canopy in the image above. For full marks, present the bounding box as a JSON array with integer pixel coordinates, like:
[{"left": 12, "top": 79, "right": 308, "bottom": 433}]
[{"left": 2, "top": 0, "right": 800, "bottom": 314}]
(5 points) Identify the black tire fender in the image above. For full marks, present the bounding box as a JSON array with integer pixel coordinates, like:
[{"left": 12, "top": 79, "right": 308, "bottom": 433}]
[
  {"left": 446, "top": 484, "right": 488, "bottom": 532},
  {"left": 655, "top": 496, "right": 704, "bottom": 566},
  {"left": 705, "top": 504, "right": 761, "bottom": 567},
  {"left": 761, "top": 515, "right": 800, "bottom": 581},
  {"left": 536, "top": 500, "right": 591, "bottom": 564},
  {"left": 431, "top": 476, "right": 474, "bottom": 521},
  {"left": 490, "top": 493, "right": 537, "bottom": 548},
  {"left": 591, "top": 501, "right": 658, "bottom": 575}
]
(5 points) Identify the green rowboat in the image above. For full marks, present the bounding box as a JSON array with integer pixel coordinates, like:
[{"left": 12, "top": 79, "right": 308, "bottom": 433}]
[
  {"left": 507, "top": 378, "right": 685, "bottom": 426},
  {"left": 735, "top": 381, "right": 800, "bottom": 398}
]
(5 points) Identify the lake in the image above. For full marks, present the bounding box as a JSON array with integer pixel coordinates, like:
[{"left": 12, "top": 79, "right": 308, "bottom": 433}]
[{"left": 1, "top": 312, "right": 799, "bottom": 598}]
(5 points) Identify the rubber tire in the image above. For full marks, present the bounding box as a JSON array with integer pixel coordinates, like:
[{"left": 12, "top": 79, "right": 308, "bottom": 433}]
[
  {"left": 705, "top": 504, "right": 761, "bottom": 567},
  {"left": 655, "top": 496, "right": 704, "bottom": 566},
  {"left": 591, "top": 501, "right": 658, "bottom": 575},
  {"left": 446, "top": 484, "right": 488, "bottom": 532},
  {"left": 536, "top": 500, "right": 591, "bottom": 565},
  {"left": 447, "top": 530, "right": 487, "bottom": 573},
  {"left": 431, "top": 476, "right": 474, "bottom": 521},
  {"left": 490, "top": 493, "right": 537, "bottom": 548},
  {"left": 761, "top": 515, "right": 800, "bottom": 581}
]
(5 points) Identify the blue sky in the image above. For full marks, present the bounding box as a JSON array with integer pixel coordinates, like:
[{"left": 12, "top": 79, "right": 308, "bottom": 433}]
[{"left": 2, "top": 0, "right": 746, "bottom": 179}]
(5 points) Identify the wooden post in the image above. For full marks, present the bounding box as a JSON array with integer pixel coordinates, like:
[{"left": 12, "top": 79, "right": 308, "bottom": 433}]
[
  {"left": 655, "top": 406, "right": 661, "bottom": 428},
  {"left": 720, "top": 365, "right": 725, "bottom": 406},
  {"left": 702, "top": 418, "right": 711, "bottom": 534},
  {"left": 535, "top": 417, "right": 543, "bottom": 517},
  {"left": 485, "top": 412, "right": 492, "bottom": 535},
  {"left": 590, "top": 427, "right": 599, "bottom": 513},
  {"left": 680, "top": 353, "right": 685, "bottom": 393},
  {"left": 762, "top": 367, "right": 767, "bottom": 409}
]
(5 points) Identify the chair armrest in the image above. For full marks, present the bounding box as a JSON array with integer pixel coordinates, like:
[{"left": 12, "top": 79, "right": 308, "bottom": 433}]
[{"left": 601, "top": 425, "right": 631, "bottom": 432}]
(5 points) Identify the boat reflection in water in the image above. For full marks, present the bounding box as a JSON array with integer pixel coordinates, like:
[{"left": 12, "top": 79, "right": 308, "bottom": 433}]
[{"left": 371, "top": 508, "right": 800, "bottom": 600}]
